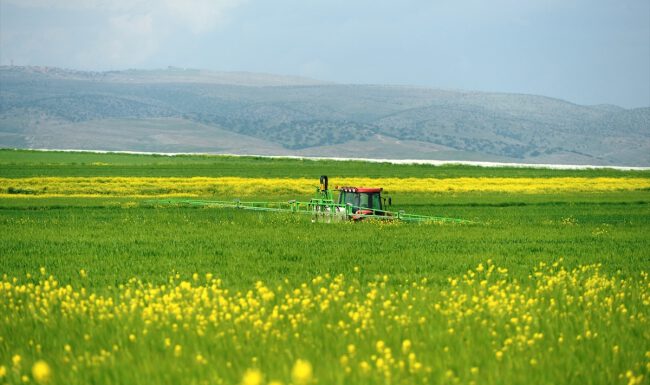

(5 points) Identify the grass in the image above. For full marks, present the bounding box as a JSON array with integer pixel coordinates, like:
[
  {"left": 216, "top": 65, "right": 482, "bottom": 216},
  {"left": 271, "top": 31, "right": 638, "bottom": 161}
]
[
  {"left": 1, "top": 194, "right": 649, "bottom": 289},
  {"left": 0, "top": 150, "right": 648, "bottom": 385},
  {"left": 2, "top": 149, "right": 649, "bottom": 178}
]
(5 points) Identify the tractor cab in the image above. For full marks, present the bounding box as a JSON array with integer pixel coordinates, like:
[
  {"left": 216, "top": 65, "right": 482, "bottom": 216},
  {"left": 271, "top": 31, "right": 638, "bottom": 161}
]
[
  {"left": 312, "top": 176, "right": 392, "bottom": 221},
  {"left": 336, "top": 186, "right": 386, "bottom": 214}
]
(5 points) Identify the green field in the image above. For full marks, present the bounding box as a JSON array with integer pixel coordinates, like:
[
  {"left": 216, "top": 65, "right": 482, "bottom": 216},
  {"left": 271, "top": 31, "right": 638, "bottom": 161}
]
[
  {"left": 0, "top": 150, "right": 648, "bottom": 385},
  {"left": 2, "top": 149, "right": 648, "bottom": 178}
]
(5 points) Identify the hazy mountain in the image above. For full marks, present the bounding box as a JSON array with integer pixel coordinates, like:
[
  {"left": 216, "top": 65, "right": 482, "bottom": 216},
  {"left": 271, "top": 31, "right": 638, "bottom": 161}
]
[{"left": 1, "top": 66, "right": 648, "bottom": 166}]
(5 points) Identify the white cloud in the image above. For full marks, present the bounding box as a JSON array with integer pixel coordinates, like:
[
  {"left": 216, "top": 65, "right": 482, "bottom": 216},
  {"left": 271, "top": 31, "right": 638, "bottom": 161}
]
[
  {"left": 1, "top": 0, "right": 246, "bottom": 68},
  {"left": 105, "top": 14, "right": 156, "bottom": 63},
  {"left": 163, "top": 0, "right": 243, "bottom": 34},
  {"left": 3, "top": 0, "right": 245, "bottom": 33}
]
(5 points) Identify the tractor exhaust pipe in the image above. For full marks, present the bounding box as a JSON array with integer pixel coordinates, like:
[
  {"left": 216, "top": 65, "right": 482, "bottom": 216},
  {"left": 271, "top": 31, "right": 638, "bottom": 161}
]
[{"left": 320, "top": 175, "right": 328, "bottom": 191}]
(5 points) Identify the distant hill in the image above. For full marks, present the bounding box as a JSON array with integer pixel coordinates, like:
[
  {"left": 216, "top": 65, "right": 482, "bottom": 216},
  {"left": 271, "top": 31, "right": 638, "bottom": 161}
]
[{"left": 1, "top": 66, "right": 648, "bottom": 166}]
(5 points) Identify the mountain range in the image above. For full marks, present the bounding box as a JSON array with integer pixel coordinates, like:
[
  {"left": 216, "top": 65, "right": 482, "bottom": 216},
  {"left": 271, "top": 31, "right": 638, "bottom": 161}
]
[{"left": 1, "top": 65, "right": 648, "bottom": 166}]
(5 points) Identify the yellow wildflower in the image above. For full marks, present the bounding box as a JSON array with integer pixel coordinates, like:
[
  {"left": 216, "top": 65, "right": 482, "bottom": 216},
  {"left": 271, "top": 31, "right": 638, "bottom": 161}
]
[
  {"left": 402, "top": 339, "right": 412, "bottom": 354},
  {"left": 32, "top": 361, "right": 52, "bottom": 384},
  {"left": 291, "top": 359, "right": 313, "bottom": 385},
  {"left": 241, "top": 369, "right": 263, "bottom": 385}
]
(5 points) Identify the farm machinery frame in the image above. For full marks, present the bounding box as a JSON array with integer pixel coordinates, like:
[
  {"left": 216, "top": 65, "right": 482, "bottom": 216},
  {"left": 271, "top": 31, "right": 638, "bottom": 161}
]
[{"left": 150, "top": 175, "right": 471, "bottom": 224}]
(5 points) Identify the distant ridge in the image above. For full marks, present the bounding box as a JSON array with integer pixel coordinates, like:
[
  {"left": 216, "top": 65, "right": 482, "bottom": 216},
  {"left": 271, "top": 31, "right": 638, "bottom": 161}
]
[
  {"left": 1, "top": 66, "right": 648, "bottom": 166},
  {"left": 0, "top": 65, "right": 329, "bottom": 86}
]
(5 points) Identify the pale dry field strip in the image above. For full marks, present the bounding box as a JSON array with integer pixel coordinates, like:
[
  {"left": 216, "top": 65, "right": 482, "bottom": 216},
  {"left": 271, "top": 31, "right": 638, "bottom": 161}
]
[{"left": 0, "top": 177, "right": 649, "bottom": 197}]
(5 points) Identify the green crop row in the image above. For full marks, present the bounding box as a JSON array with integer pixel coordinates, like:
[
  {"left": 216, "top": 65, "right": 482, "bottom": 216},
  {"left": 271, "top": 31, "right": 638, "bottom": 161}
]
[{"left": 1, "top": 192, "right": 648, "bottom": 288}]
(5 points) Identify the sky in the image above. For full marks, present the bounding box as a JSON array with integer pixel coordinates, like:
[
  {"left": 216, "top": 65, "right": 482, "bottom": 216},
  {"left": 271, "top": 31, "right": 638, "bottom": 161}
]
[{"left": 1, "top": 0, "right": 649, "bottom": 108}]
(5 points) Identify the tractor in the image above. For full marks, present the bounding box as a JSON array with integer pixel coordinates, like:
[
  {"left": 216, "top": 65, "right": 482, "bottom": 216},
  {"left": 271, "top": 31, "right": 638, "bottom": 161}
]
[
  {"left": 151, "top": 175, "right": 471, "bottom": 224},
  {"left": 312, "top": 175, "right": 391, "bottom": 221}
]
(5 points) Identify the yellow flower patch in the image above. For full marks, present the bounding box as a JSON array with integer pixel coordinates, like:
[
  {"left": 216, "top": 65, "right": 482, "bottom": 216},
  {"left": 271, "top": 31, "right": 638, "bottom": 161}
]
[{"left": 0, "top": 176, "right": 648, "bottom": 197}]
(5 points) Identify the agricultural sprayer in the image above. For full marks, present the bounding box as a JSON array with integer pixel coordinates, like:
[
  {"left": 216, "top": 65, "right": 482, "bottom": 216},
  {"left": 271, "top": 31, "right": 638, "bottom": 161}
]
[{"left": 150, "top": 175, "right": 471, "bottom": 224}]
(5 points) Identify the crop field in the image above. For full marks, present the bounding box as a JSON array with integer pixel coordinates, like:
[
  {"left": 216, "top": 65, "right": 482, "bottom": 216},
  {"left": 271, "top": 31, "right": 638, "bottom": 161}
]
[
  {"left": 2, "top": 176, "right": 650, "bottom": 197},
  {"left": 0, "top": 149, "right": 649, "bottom": 385}
]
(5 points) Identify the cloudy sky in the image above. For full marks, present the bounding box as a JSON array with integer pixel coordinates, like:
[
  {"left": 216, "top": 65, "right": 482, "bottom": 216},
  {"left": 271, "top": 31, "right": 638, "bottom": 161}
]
[{"left": 1, "top": 0, "right": 649, "bottom": 108}]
